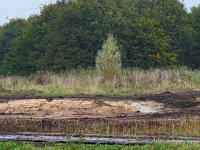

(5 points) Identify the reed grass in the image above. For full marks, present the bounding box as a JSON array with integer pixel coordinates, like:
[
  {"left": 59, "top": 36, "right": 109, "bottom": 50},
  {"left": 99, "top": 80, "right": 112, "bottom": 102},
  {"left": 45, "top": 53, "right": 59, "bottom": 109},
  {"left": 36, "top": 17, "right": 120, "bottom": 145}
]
[{"left": 0, "top": 68, "right": 199, "bottom": 96}]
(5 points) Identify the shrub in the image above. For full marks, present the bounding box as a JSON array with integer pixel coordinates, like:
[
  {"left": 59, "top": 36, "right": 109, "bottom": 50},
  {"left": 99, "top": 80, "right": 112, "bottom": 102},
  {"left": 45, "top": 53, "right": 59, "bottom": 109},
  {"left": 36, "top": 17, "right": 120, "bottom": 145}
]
[{"left": 96, "top": 34, "right": 121, "bottom": 81}]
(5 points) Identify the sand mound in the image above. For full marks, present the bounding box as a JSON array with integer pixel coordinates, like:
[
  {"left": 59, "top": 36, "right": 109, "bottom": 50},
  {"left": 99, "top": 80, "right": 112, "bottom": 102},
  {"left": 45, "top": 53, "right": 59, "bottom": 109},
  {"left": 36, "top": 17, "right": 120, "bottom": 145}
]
[{"left": 0, "top": 99, "right": 166, "bottom": 119}]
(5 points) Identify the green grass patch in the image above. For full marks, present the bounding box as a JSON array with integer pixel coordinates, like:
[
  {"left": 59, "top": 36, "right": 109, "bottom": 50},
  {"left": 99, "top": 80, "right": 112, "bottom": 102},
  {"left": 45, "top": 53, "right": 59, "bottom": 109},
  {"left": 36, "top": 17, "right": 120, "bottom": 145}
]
[
  {"left": 0, "top": 142, "right": 200, "bottom": 150},
  {"left": 39, "top": 86, "right": 78, "bottom": 97},
  {"left": 104, "top": 87, "right": 145, "bottom": 95}
]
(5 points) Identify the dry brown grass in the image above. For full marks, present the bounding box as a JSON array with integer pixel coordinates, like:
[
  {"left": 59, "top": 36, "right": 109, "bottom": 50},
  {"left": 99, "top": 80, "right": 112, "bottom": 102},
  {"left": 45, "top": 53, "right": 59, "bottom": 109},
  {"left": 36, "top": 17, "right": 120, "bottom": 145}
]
[
  {"left": 1, "top": 117, "right": 200, "bottom": 137},
  {"left": 0, "top": 68, "right": 199, "bottom": 96}
]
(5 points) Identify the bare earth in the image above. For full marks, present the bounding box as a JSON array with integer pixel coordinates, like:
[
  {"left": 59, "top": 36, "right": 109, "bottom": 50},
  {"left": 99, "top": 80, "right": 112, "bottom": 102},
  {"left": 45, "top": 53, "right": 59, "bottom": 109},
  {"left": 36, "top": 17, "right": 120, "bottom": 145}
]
[
  {"left": 0, "top": 99, "right": 167, "bottom": 119},
  {"left": 0, "top": 90, "right": 200, "bottom": 119},
  {"left": 0, "top": 91, "right": 200, "bottom": 134}
]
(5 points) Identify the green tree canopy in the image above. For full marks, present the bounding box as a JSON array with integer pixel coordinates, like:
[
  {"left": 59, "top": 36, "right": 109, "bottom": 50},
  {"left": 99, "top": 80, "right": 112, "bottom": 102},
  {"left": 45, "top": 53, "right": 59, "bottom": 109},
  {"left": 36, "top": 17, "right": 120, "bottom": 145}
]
[{"left": 0, "top": 0, "right": 199, "bottom": 75}]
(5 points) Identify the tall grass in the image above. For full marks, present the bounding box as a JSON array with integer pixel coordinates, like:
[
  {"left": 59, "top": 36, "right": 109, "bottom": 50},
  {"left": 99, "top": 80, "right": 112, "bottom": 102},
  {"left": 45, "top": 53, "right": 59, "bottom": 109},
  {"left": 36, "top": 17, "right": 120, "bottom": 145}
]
[
  {"left": 0, "top": 68, "right": 199, "bottom": 96},
  {"left": 2, "top": 117, "right": 199, "bottom": 137}
]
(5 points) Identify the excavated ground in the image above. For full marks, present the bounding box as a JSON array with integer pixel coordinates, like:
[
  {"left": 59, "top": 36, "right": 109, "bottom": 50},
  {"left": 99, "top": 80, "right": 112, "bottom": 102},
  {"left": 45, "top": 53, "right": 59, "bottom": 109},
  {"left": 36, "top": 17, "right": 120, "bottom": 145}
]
[
  {"left": 0, "top": 99, "right": 169, "bottom": 119},
  {"left": 0, "top": 90, "right": 200, "bottom": 119},
  {"left": 0, "top": 90, "right": 200, "bottom": 134}
]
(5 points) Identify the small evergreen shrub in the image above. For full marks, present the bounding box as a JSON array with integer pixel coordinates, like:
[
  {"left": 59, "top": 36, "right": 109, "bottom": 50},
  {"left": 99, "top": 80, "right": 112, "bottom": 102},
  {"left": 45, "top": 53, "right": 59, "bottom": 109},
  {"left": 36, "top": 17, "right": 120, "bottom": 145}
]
[{"left": 96, "top": 34, "right": 121, "bottom": 81}]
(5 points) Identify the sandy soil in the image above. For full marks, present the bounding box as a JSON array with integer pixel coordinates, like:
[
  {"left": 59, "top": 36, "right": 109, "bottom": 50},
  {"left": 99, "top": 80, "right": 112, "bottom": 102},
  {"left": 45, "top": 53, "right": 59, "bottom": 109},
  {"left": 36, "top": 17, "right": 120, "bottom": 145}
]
[
  {"left": 0, "top": 91, "right": 200, "bottom": 120},
  {"left": 0, "top": 91, "right": 200, "bottom": 134},
  {"left": 0, "top": 99, "right": 167, "bottom": 119}
]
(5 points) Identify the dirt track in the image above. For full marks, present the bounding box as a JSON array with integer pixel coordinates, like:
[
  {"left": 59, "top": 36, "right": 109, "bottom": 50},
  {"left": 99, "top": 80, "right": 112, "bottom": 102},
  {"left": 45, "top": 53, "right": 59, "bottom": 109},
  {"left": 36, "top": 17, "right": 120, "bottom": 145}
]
[
  {"left": 0, "top": 90, "right": 200, "bottom": 119},
  {"left": 0, "top": 99, "right": 170, "bottom": 119}
]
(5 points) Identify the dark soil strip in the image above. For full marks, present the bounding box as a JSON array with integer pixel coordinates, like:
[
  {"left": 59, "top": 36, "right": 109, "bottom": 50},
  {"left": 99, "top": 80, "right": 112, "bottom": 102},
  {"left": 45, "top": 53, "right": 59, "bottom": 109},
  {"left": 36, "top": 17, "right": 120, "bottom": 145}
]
[{"left": 0, "top": 90, "right": 200, "bottom": 108}]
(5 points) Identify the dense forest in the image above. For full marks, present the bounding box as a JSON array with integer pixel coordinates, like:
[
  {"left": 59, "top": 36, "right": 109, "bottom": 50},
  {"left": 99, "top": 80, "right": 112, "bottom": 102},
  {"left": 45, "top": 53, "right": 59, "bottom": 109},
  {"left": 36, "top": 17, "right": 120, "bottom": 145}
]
[{"left": 0, "top": 0, "right": 200, "bottom": 75}]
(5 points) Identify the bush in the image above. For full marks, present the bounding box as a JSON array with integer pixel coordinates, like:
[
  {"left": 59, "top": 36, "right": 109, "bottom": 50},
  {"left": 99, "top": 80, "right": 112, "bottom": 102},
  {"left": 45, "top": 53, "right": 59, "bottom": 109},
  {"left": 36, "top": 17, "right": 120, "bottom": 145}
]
[{"left": 96, "top": 34, "right": 121, "bottom": 81}]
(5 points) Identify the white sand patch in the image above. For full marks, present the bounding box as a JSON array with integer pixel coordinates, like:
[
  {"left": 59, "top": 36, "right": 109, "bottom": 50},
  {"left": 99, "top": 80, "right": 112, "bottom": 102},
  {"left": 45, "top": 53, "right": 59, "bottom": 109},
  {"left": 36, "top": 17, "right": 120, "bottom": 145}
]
[{"left": 131, "top": 101, "right": 164, "bottom": 113}]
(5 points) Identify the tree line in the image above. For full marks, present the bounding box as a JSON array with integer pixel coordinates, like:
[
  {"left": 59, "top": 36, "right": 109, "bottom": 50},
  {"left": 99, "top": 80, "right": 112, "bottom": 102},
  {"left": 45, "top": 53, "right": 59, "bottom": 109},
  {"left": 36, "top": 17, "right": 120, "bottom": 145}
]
[{"left": 0, "top": 0, "right": 200, "bottom": 75}]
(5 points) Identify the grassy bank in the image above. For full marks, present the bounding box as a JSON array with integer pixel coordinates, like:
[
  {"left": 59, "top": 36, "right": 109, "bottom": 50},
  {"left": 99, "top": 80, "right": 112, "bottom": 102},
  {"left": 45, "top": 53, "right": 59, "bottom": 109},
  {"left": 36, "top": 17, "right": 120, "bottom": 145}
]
[
  {"left": 0, "top": 142, "right": 200, "bottom": 150},
  {"left": 0, "top": 68, "right": 200, "bottom": 97}
]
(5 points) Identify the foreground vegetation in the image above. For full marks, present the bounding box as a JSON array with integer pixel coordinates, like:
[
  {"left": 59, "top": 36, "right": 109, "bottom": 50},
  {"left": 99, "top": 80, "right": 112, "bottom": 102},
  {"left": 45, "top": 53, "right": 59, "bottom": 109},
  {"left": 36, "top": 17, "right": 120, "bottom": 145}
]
[
  {"left": 2, "top": 117, "right": 199, "bottom": 137},
  {"left": 0, "top": 142, "right": 200, "bottom": 150},
  {"left": 0, "top": 68, "right": 199, "bottom": 97}
]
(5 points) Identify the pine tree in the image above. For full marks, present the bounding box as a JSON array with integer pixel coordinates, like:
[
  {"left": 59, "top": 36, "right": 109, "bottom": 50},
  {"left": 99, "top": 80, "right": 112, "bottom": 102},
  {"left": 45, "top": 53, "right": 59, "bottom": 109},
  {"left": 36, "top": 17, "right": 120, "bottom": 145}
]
[{"left": 96, "top": 34, "right": 121, "bottom": 81}]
